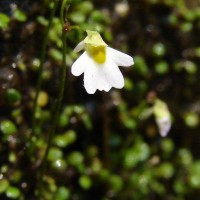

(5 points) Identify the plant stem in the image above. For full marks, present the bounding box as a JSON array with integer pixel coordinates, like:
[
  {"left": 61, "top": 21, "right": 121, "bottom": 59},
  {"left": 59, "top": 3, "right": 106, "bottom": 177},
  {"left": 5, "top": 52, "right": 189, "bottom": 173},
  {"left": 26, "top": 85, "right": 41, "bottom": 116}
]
[
  {"left": 32, "top": 0, "right": 58, "bottom": 135},
  {"left": 36, "top": 0, "right": 68, "bottom": 196},
  {"left": 41, "top": 0, "right": 68, "bottom": 170}
]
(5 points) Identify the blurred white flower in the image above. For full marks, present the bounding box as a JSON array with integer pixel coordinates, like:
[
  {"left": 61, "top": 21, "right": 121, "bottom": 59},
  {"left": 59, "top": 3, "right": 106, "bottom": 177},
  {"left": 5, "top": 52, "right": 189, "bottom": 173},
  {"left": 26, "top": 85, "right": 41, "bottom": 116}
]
[
  {"left": 156, "top": 115, "right": 171, "bottom": 137},
  {"left": 71, "top": 30, "right": 134, "bottom": 94},
  {"left": 154, "top": 99, "right": 171, "bottom": 137}
]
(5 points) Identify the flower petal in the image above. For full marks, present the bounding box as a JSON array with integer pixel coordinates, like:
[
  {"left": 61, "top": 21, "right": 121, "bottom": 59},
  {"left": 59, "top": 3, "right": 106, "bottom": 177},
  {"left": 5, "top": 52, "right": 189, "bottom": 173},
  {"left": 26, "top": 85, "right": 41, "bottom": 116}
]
[
  {"left": 73, "top": 40, "right": 85, "bottom": 53},
  {"left": 103, "top": 58, "right": 124, "bottom": 89},
  {"left": 84, "top": 60, "right": 112, "bottom": 94},
  {"left": 83, "top": 63, "right": 98, "bottom": 94},
  {"left": 96, "top": 70, "right": 112, "bottom": 92},
  {"left": 107, "top": 47, "right": 134, "bottom": 67},
  {"left": 71, "top": 52, "right": 88, "bottom": 76},
  {"left": 156, "top": 116, "right": 171, "bottom": 137}
]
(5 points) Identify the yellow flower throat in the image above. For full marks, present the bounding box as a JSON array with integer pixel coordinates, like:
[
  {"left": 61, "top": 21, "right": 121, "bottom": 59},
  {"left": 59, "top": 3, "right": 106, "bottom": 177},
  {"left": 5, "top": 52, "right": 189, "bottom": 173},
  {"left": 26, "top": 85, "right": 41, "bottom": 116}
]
[{"left": 87, "top": 45, "right": 106, "bottom": 64}]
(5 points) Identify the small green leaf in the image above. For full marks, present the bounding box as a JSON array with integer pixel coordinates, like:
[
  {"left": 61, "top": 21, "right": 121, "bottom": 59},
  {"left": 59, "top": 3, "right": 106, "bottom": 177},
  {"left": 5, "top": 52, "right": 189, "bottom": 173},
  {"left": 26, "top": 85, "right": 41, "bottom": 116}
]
[
  {"left": 77, "top": 1, "right": 94, "bottom": 14},
  {"left": 134, "top": 55, "right": 149, "bottom": 75},
  {"left": 37, "top": 16, "right": 48, "bottom": 26},
  {"left": 6, "top": 88, "right": 22, "bottom": 104},
  {"left": 155, "top": 162, "right": 174, "bottom": 179},
  {"left": 155, "top": 61, "right": 169, "bottom": 74},
  {"left": 56, "top": 186, "right": 70, "bottom": 200},
  {"left": 0, "top": 120, "right": 17, "bottom": 135},
  {"left": 108, "top": 175, "right": 123, "bottom": 191},
  {"left": 6, "top": 186, "right": 20, "bottom": 199},
  {"left": 49, "top": 48, "right": 62, "bottom": 62},
  {"left": 69, "top": 12, "right": 86, "bottom": 24},
  {"left": 68, "top": 151, "right": 84, "bottom": 166},
  {"left": 79, "top": 175, "right": 92, "bottom": 190},
  {"left": 0, "top": 13, "right": 10, "bottom": 29},
  {"left": 152, "top": 43, "right": 166, "bottom": 57},
  {"left": 13, "top": 9, "right": 27, "bottom": 22},
  {"left": 0, "top": 179, "right": 9, "bottom": 194},
  {"left": 184, "top": 112, "right": 199, "bottom": 127},
  {"left": 48, "top": 148, "right": 63, "bottom": 161},
  {"left": 54, "top": 130, "right": 76, "bottom": 148}
]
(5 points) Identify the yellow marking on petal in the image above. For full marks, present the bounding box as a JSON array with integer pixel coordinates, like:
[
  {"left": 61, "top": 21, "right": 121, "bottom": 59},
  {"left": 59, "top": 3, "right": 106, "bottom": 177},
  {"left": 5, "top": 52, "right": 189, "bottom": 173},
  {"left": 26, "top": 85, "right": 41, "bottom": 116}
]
[{"left": 87, "top": 45, "right": 106, "bottom": 64}]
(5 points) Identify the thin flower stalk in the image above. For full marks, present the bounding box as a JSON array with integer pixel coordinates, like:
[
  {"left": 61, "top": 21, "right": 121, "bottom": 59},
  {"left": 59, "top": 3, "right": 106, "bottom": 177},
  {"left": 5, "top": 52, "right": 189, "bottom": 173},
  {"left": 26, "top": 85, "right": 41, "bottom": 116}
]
[{"left": 36, "top": 0, "right": 68, "bottom": 196}]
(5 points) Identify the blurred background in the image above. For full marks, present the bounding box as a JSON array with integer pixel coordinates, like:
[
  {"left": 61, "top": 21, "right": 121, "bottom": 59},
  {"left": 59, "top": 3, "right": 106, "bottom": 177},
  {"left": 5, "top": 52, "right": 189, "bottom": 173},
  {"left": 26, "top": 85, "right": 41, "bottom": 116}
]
[{"left": 1, "top": 0, "right": 200, "bottom": 199}]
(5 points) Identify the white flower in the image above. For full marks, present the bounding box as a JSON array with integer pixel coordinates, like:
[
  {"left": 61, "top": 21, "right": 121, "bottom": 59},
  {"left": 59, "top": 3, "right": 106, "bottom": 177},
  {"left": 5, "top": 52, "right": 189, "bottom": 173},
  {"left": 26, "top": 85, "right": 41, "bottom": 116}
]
[
  {"left": 71, "top": 30, "right": 134, "bottom": 94},
  {"left": 153, "top": 99, "right": 171, "bottom": 137},
  {"left": 156, "top": 115, "right": 171, "bottom": 137}
]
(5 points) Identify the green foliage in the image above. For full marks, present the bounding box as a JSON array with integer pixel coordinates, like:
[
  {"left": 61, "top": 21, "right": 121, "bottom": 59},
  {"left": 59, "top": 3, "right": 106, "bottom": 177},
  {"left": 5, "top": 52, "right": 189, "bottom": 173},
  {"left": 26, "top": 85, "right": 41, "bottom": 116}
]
[
  {"left": 0, "top": 179, "right": 9, "bottom": 194},
  {"left": 79, "top": 175, "right": 92, "bottom": 190},
  {"left": 0, "top": 13, "right": 10, "bottom": 29},
  {"left": 55, "top": 186, "right": 70, "bottom": 200},
  {"left": 6, "top": 88, "right": 22, "bottom": 104},
  {"left": 152, "top": 43, "right": 166, "bottom": 57},
  {"left": 54, "top": 130, "right": 76, "bottom": 148},
  {"left": 13, "top": 9, "right": 27, "bottom": 22},
  {"left": 0, "top": 120, "right": 17, "bottom": 136},
  {"left": 6, "top": 186, "right": 20, "bottom": 199}
]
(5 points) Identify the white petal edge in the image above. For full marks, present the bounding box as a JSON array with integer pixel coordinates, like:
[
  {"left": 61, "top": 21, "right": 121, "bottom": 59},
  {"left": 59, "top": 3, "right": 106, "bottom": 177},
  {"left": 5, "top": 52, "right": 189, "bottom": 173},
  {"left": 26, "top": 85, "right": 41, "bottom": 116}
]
[
  {"left": 73, "top": 40, "right": 85, "bottom": 53},
  {"left": 96, "top": 69, "right": 112, "bottom": 92},
  {"left": 107, "top": 47, "right": 134, "bottom": 67},
  {"left": 103, "top": 58, "right": 124, "bottom": 89},
  {"left": 71, "top": 52, "right": 88, "bottom": 76}
]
